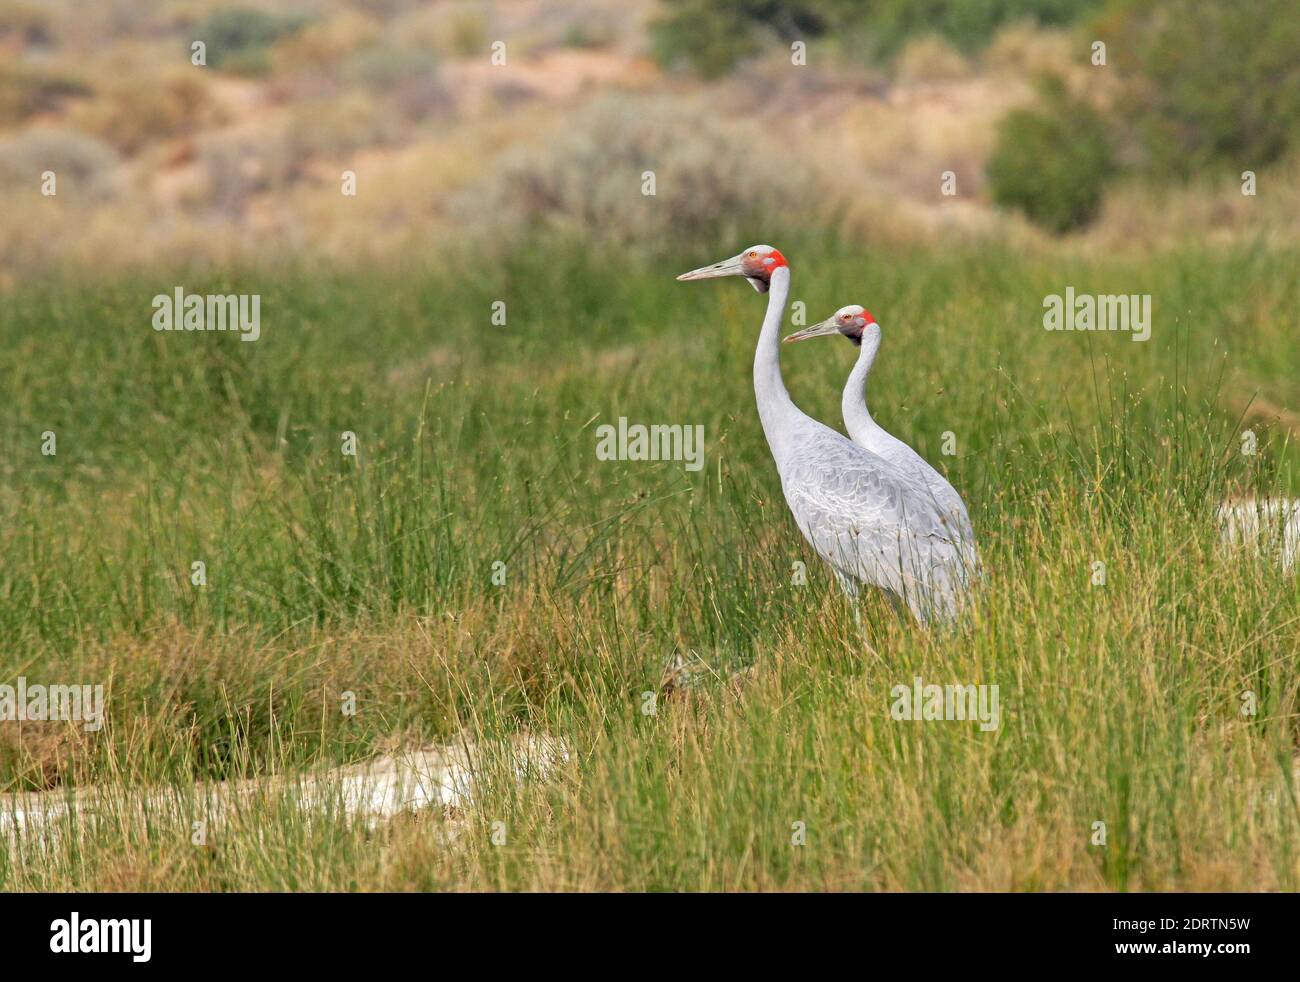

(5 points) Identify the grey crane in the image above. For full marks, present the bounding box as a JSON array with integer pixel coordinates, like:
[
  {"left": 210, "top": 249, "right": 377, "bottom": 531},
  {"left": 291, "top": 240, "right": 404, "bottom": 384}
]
[
  {"left": 784, "top": 304, "right": 980, "bottom": 575},
  {"left": 677, "top": 247, "right": 973, "bottom": 623}
]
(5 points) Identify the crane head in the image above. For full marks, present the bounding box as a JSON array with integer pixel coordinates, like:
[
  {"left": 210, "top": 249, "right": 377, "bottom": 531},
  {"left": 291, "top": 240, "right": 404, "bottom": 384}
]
[
  {"left": 676, "top": 245, "right": 788, "bottom": 294},
  {"left": 783, "top": 305, "right": 876, "bottom": 347}
]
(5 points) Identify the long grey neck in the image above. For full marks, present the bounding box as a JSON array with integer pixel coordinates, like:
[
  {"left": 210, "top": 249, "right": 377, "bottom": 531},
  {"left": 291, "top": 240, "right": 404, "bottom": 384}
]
[
  {"left": 843, "top": 329, "right": 881, "bottom": 444},
  {"left": 753, "top": 266, "right": 797, "bottom": 461}
]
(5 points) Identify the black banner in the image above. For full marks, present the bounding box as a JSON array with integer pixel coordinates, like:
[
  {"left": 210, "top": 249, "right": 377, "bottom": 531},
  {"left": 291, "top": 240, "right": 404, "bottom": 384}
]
[{"left": 0, "top": 892, "right": 1289, "bottom": 969}]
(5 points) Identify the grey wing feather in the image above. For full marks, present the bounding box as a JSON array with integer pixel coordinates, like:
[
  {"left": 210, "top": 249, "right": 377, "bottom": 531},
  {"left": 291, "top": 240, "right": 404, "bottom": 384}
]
[
  {"left": 869, "top": 440, "right": 978, "bottom": 560},
  {"left": 780, "top": 429, "right": 971, "bottom": 621}
]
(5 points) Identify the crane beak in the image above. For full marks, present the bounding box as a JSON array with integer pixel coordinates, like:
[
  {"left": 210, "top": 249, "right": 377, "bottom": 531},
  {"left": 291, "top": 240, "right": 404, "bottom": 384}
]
[
  {"left": 782, "top": 317, "right": 840, "bottom": 343},
  {"left": 676, "top": 253, "right": 744, "bottom": 282}
]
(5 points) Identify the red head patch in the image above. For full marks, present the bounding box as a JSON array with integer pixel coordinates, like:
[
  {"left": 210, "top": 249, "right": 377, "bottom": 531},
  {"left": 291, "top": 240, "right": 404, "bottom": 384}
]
[{"left": 740, "top": 246, "right": 788, "bottom": 282}]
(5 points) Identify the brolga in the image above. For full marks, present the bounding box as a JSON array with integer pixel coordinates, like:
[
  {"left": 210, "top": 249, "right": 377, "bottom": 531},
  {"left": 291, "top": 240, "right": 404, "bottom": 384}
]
[
  {"left": 784, "top": 304, "right": 980, "bottom": 574},
  {"left": 677, "top": 247, "right": 972, "bottom": 623}
]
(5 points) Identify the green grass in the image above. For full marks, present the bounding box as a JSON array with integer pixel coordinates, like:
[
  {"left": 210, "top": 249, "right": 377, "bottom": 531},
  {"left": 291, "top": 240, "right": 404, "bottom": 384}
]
[{"left": 1, "top": 237, "right": 1299, "bottom": 890}]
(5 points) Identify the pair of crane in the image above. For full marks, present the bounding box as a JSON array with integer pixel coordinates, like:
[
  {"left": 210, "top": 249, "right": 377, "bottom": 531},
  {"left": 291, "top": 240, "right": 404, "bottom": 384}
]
[{"left": 678, "top": 244, "right": 979, "bottom": 624}]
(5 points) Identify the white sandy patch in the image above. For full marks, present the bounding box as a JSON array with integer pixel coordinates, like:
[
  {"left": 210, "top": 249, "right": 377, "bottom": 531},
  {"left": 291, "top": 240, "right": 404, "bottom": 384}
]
[
  {"left": 1, "top": 733, "right": 567, "bottom": 850},
  {"left": 1217, "top": 497, "right": 1300, "bottom": 571}
]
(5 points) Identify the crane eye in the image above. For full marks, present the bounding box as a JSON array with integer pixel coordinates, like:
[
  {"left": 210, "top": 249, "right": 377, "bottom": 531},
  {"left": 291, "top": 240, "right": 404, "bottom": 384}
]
[{"left": 747, "top": 251, "right": 757, "bottom": 257}]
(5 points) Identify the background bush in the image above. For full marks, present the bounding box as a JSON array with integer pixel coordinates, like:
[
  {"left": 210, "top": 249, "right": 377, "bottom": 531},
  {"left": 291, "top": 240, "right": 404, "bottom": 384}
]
[
  {"left": 650, "top": 0, "right": 1107, "bottom": 75},
  {"left": 866, "top": 0, "right": 1106, "bottom": 55},
  {"left": 0, "top": 126, "right": 119, "bottom": 195},
  {"left": 986, "top": 81, "right": 1117, "bottom": 232},
  {"left": 1102, "top": 0, "right": 1300, "bottom": 177},
  {"left": 193, "top": 7, "right": 310, "bottom": 73},
  {"left": 649, "top": 6, "right": 754, "bottom": 81},
  {"left": 0, "top": 65, "right": 89, "bottom": 128},
  {"left": 449, "top": 95, "right": 814, "bottom": 253},
  {"left": 68, "top": 70, "right": 215, "bottom": 156}
]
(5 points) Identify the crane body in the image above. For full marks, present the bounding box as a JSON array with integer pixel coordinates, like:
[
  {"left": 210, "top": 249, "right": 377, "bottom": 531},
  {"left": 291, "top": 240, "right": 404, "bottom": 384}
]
[
  {"left": 678, "top": 248, "right": 973, "bottom": 623},
  {"left": 785, "top": 305, "right": 980, "bottom": 575}
]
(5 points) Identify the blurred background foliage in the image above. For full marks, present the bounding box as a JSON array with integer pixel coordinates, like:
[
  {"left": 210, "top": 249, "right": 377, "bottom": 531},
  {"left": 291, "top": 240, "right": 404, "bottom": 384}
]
[
  {"left": 986, "top": 78, "right": 1116, "bottom": 232},
  {"left": 651, "top": 0, "right": 1299, "bottom": 230},
  {"left": 652, "top": 0, "right": 1109, "bottom": 67},
  {"left": 193, "top": 7, "right": 312, "bottom": 73},
  {"left": 449, "top": 95, "right": 813, "bottom": 253},
  {"left": 0, "top": 0, "right": 1295, "bottom": 271},
  {"left": 1100, "top": 0, "right": 1300, "bottom": 178}
]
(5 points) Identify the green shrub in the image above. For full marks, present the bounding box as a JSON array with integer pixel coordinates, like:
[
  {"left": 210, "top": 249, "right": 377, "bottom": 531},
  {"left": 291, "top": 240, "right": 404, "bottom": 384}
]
[
  {"left": 68, "top": 70, "right": 214, "bottom": 156},
  {"left": 986, "top": 82, "right": 1117, "bottom": 233},
  {"left": 281, "top": 93, "right": 399, "bottom": 167},
  {"left": 563, "top": 21, "right": 616, "bottom": 50},
  {"left": 0, "top": 126, "right": 120, "bottom": 195},
  {"left": 449, "top": 95, "right": 814, "bottom": 253},
  {"left": 650, "top": 0, "right": 830, "bottom": 78},
  {"left": 0, "top": 66, "right": 90, "bottom": 128},
  {"left": 866, "top": 0, "right": 1106, "bottom": 56},
  {"left": 650, "top": 2, "right": 760, "bottom": 79},
  {"left": 1102, "top": 0, "right": 1300, "bottom": 177},
  {"left": 345, "top": 45, "right": 450, "bottom": 121},
  {"left": 649, "top": 0, "right": 1106, "bottom": 75},
  {"left": 447, "top": 10, "right": 487, "bottom": 58},
  {"left": 194, "top": 7, "right": 309, "bottom": 72},
  {"left": 345, "top": 45, "right": 439, "bottom": 92}
]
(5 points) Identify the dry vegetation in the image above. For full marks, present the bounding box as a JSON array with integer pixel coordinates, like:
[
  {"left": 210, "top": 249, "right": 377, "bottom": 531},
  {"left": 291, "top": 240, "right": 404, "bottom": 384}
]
[
  {"left": 1, "top": 1, "right": 1298, "bottom": 892},
  {"left": 1, "top": 0, "right": 1295, "bottom": 280}
]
